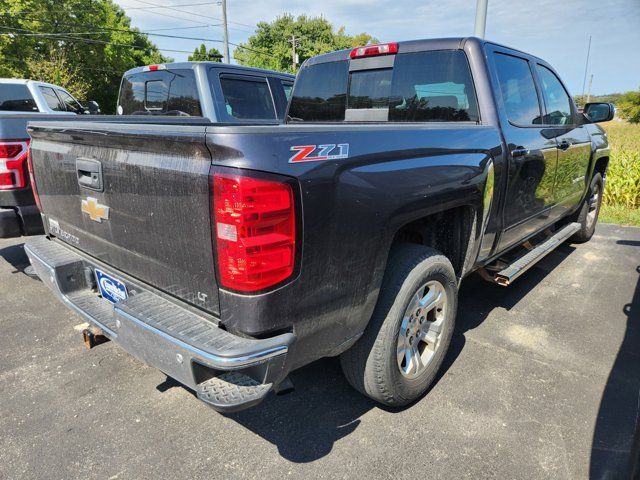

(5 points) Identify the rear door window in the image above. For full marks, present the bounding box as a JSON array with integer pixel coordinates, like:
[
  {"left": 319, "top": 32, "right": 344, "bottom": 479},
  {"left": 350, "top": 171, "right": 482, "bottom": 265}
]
[
  {"left": 0, "top": 84, "right": 38, "bottom": 112},
  {"left": 219, "top": 75, "right": 276, "bottom": 120},
  {"left": 493, "top": 53, "right": 542, "bottom": 125},
  {"left": 39, "top": 86, "right": 64, "bottom": 111},
  {"left": 118, "top": 69, "right": 202, "bottom": 116}
]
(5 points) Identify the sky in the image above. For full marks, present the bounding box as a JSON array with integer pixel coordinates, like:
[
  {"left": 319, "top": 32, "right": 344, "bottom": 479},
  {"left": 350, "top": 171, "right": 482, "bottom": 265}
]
[{"left": 115, "top": 0, "right": 640, "bottom": 96}]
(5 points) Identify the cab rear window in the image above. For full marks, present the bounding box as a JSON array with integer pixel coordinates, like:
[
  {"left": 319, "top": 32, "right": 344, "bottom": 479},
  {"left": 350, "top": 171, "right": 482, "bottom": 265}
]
[
  {"left": 118, "top": 69, "right": 202, "bottom": 116},
  {"left": 288, "top": 50, "right": 479, "bottom": 123}
]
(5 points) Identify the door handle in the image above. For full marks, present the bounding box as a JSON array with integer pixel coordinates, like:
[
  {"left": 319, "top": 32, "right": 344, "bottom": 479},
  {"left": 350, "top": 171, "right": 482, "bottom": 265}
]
[
  {"left": 557, "top": 140, "right": 571, "bottom": 151},
  {"left": 511, "top": 147, "right": 530, "bottom": 158},
  {"left": 76, "top": 158, "right": 103, "bottom": 192}
]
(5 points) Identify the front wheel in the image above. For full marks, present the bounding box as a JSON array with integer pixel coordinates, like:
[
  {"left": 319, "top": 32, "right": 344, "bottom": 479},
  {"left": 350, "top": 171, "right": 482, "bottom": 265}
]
[
  {"left": 340, "top": 244, "right": 457, "bottom": 407},
  {"left": 571, "top": 173, "right": 604, "bottom": 243}
]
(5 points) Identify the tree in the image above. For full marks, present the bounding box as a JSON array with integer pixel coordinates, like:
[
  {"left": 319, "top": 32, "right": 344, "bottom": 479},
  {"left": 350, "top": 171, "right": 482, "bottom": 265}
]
[
  {"left": 0, "top": 0, "right": 169, "bottom": 113},
  {"left": 617, "top": 89, "right": 640, "bottom": 124},
  {"left": 188, "top": 44, "right": 222, "bottom": 62},
  {"left": 233, "top": 15, "right": 377, "bottom": 73},
  {"left": 26, "top": 51, "right": 89, "bottom": 100}
]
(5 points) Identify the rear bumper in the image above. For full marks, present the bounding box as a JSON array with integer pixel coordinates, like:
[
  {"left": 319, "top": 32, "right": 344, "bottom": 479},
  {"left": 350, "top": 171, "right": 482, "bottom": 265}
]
[{"left": 24, "top": 235, "right": 295, "bottom": 412}]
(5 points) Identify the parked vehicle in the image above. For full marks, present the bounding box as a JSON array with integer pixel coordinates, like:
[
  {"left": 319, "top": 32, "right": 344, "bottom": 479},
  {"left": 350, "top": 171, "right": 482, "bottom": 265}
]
[
  {"left": 116, "top": 62, "right": 295, "bottom": 121},
  {"left": 0, "top": 79, "right": 98, "bottom": 236},
  {"left": 24, "top": 37, "right": 613, "bottom": 412},
  {"left": 0, "top": 64, "right": 294, "bottom": 238},
  {"left": 0, "top": 79, "right": 99, "bottom": 115}
]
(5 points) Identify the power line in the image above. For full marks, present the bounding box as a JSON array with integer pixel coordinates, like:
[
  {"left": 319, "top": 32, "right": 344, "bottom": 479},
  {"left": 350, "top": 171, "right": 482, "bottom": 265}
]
[
  {"left": 1, "top": 25, "right": 277, "bottom": 60},
  {"left": 0, "top": 11, "right": 223, "bottom": 34},
  {"left": 0, "top": 26, "right": 196, "bottom": 54},
  {"left": 125, "top": 0, "right": 256, "bottom": 32},
  {"left": 124, "top": 1, "right": 219, "bottom": 10}
]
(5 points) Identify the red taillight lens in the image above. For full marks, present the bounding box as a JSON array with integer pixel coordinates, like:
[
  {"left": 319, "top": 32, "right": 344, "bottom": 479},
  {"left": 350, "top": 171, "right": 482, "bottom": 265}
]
[
  {"left": 26, "top": 146, "right": 42, "bottom": 211},
  {"left": 213, "top": 173, "right": 296, "bottom": 292},
  {"left": 349, "top": 42, "right": 399, "bottom": 59},
  {"left": 0, "top": 140, "right": 29, "bottom": 190}
]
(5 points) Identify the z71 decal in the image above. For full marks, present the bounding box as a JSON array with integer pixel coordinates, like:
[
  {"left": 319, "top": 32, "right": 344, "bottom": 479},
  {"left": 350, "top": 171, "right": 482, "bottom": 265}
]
[{"left": 289, "top": 144, "right": 349, "bottom": 163}]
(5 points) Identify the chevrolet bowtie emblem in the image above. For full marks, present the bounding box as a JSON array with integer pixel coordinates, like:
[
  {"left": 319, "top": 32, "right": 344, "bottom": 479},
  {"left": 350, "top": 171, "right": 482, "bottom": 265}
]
[{"left": 81, "top": 197, "right": 109, "bottom": 223}]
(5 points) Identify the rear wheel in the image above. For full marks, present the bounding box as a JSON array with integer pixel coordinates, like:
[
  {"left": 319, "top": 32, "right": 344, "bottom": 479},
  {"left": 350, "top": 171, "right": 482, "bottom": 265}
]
[
  {"left": 340, "top": 244, "right": 457, "bottom": 407},
  {"left": 571, "top": 173, "right": 603, "bottom": 243}
]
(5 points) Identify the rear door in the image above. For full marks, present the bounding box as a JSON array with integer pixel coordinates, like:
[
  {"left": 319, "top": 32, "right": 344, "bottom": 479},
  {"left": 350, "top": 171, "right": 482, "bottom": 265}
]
[
  {"left": 488, "top": 47, "right": 559, "bottom": 251},
  {"left": 533, "top": 62, "right": 591, "bottom": 215}
]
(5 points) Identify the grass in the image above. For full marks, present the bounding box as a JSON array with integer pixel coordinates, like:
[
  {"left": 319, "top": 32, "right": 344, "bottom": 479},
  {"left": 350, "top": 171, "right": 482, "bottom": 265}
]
[
  {"left": 600, "top": 120, "right": 640, "bottom": 226},
  {"left": 600, "top": 204, "right": 640, "bottom": 227}
]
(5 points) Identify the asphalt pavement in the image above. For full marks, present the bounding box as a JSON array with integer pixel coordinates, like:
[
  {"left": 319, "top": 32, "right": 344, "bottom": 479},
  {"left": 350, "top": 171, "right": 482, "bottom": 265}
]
[{"left": 1, "top": 223, "right": 639, "bottom": 479}]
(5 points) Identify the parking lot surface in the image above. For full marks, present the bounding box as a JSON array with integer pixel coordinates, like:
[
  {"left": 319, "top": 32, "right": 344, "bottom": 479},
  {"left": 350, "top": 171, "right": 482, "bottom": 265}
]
[{"left": 1, "top": 223, "right": 639, "bottom": 479}]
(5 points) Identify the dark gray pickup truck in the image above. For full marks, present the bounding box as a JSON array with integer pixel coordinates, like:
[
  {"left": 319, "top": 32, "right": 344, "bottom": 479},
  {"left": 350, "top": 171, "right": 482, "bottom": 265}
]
[{"left": 25, "top": 37, "right": 613, "bottom": 412}]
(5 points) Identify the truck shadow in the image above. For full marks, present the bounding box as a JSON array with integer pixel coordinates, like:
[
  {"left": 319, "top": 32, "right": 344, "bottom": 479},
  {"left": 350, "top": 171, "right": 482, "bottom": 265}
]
[
  {"left": 0, "top": 242, "right": 32, "bottom": 275},
  {"left": 589, "top": 262, "right": 640, "bottom": 479},
  {"left": 222, "top": 244, "right": 577, "bottom": 463}
]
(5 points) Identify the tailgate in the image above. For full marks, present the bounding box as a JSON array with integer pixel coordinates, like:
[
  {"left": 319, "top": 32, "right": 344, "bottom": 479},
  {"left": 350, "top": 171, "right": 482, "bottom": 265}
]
[{"left": 28, "top": 121, "right": 219, "bottom": 315}]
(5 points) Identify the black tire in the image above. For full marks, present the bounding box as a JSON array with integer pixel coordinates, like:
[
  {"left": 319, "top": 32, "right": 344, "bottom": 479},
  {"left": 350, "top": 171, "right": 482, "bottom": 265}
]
[
  {"left": 340, "top": 244, "right": 457, "bottom": 407},
  {"left": 571, "top": 173, "right": 604, "bottom": 243}
]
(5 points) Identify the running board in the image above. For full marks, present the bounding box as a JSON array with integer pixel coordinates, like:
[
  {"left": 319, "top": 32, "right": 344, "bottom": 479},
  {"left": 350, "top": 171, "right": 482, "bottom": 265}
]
[{"left": 491, "top": 222, "right": 580, "bottom": 286}]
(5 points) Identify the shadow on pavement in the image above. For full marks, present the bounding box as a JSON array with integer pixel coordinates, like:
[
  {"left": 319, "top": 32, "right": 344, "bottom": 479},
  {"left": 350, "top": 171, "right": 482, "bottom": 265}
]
[
  {"left": 212, "top": 244, "right": 577, "bottom": 463},
  {"left": 0, "top": 242, "right": 31, "bottom": 275},
  {"left": 590, "top": 263, "right": 640, "bottom": 479}
]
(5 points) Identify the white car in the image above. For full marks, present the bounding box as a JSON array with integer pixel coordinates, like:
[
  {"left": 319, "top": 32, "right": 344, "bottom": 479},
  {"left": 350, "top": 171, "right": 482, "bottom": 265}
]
[{"left": 0, "top": 79, "right": 98, "bottom": 114}]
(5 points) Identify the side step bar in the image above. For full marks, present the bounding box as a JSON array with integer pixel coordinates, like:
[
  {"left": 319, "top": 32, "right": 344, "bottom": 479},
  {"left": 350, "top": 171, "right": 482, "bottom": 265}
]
[{"left": 491, "top": 222, "right": 580, "bottom": 286}]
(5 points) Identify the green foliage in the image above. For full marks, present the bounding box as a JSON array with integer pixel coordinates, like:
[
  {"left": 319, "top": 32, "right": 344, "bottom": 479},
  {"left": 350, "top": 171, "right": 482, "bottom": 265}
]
[
  {"left": 600, "top": 203, "right": 640, "bottom": 226},
  {"left": 0, "top": 0, "right": 168, "bottom": 113},
  {"left": 233, "top": 14, "right": 377, "bottom": 73},
  {"left": 26, "top": 50, "right": 89, "bottom": 99},
  {"left": 188, "top": 44, "right": 222, "bottom": 62},
  {"left": 601, "top": 121, "right": 640, "bottom": 211},
  {"left": 617, "top": 89, "right": 640, "bottom": 124},
  {"left": 574, "top": 93, "right": 623, "bottom": 108}
]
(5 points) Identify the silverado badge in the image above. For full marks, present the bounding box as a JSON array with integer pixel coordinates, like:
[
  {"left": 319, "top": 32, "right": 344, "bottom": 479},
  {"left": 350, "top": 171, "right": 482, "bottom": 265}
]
[{"left": 81, "top": 197, "right": 109, "bottom": 223}]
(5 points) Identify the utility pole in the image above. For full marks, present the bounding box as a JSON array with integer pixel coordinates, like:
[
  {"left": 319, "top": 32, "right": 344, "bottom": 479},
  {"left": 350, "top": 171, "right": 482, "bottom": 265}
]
[
  {"left": 474, "top": 0, "right": 488, "bottom": 38},
  {"left": 581, "top": 35, "right": 592, "bottom": 97},
  {"left": 289, "top": 35, "right": 300, "bottom": 70},
  {"left": 586, "top": 74, "right": 594, "bottom": 104},
  {"left": 221, "top": 0, "right": 230, "bottom": 63}
]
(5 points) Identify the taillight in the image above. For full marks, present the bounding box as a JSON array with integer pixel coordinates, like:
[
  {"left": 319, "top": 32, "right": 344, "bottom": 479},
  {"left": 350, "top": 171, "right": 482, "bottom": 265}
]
[
  {"left": 0, "top": 140, "right": 29, "bottom": 190},
  {"left": 212, "top": 172, "right": 296, "bottom": 292},
  {"left": 26, "top": 145, "right": 42, "bottom": 211},
  {"left": 349, "top": 42, "right": 399, "bottom": 59}
]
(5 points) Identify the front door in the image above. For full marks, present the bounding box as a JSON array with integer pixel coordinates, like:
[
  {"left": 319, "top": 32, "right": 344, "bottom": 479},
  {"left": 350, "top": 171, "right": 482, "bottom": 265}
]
[
  {"left": 534, "top": 63, "right": 591, "bottom": 217},
  {"left": 489, "top": 49, "right": 559, "bottom": 251}
]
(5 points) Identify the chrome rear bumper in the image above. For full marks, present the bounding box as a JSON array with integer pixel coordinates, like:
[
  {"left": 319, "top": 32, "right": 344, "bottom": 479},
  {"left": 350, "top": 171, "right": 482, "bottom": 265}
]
[{"left": 25, "top": 235, "right": 294, "bottom": 411}]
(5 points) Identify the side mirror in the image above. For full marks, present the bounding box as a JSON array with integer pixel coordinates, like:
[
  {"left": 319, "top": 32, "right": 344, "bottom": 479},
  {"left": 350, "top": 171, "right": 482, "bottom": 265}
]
[
  {"left": 583, "top": 102, "right": 614, "bottom": 123},
  {"left": 86, "top": 100, "right": 101, "bottom": 115}
]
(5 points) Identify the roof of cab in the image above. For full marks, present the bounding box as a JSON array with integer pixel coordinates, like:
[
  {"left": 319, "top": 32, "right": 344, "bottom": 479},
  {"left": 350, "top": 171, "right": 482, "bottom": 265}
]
[
  {"left": 122, "top": 62, "right": 295, "bottom": 80},
  {"left": 0, "top": 79, "right": 66, "bottom": 89},
  {"left": 303, "top": 36, "right": 539, "bottom": 67}
]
